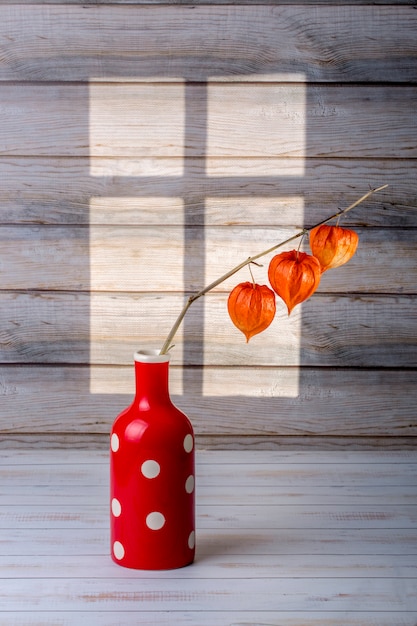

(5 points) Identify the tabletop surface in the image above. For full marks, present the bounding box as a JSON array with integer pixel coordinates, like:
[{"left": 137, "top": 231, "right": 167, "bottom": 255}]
[{"left": 0, "top": 448, "right": 416, "bottom": 625}]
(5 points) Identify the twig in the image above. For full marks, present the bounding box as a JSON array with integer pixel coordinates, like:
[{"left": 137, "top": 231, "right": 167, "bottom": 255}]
[{"left": 159, "top": 184, "right": 388, "bottom": 354}]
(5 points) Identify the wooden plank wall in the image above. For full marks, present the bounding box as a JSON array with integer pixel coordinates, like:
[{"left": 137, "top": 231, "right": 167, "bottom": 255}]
[{"left": 1, "top": 1, "right": 416, "bottom": 449}]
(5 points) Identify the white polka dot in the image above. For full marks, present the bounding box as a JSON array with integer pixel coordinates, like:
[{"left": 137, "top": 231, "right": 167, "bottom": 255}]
[
  {"left": 146, "top": 511, "right": 165, "bottom": 530},
  {"left": 183, "top": 434, "right": 193, "bottom": 453},
  {"left": 111, "top": 433, "right": 119, "bottom": 452},
  {"left": 113, "top": 541, "right": 125, "bottom": 560},
  {"left": 185, "top": 475, "right": 194, "bottom": 494},
  {"left": 141, "top": 460, "right": 160, "bottom": 479},
  {"left": 111, "top": 498, "right": 122, "bottom": 517},
  {"left": 188, "top": 530, "right": 195, "bottom": 550}
]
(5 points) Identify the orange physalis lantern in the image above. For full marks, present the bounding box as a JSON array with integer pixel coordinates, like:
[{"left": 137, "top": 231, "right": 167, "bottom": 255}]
[
  {"left": 227, "top": 282, "right": 276, "bottom": 342},
  {"left": 309, "top": 224, "right": 359, "bottom": 272},
  {"left": 268, "top": 250, "right": 321, "bottom": 315}
]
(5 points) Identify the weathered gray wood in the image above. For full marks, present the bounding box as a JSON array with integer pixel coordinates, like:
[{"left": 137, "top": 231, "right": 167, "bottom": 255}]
[
  {"left": 3, "top": 525, "right": 416, "bottom": 556},
  {"left": 0, "top": 612, "right": 417, "bottom": 626},
  {"left": 2, "top": 449, "right": 417, "bottom": 463},
  {"left": 3, "top": 483, "right": 417, "bottom": 507},
  {"left": 1, "top": 434, "right": 416, "bottom": 450},
  {"left": 1, "top": 225, "right": 415, "bottom": 293},
  {"left": 0, "top": 613, "right": 415, "bottom": 626},
  {"left": 1, "top": 84, "right": 415, "bottom": 157},
  {"left": 199, "top": 436, "right": 417, "bottom": 450},
  {"left": 0, "top": 450, "right": 416, "bottom": 624},
  {"left": 1, "top": 292, "right": 415, "bottom": 366},
  {"left": 4, "top": 485, "right": 417, "bottom": 507},
  {"left": 1, "top": 365, "right": 416, "bottom": 437},
  {"left": 3, "top": 460, "right": 417, "bottom": 487},
  {"left": 1, "top": 5, "right": 416, "bottom": 82},
  {"left": 1, "top": 577, "right": 416, "bottom": 612},
  {"left": 3, "top": 502, "right": 417, "bottom": 529},
  {"left": 1, "top": 158, "right": 407, "bottom": 227},
  {"left": 1, "top": 552, "right": 416, "bottom": 578},
  {"left": 2, "top": 0, "right": 416, "bottom": 5},
  {"left": 1, "top": 0, "right": 416, "bottom": 452},
  {"left": 3, "top": 0, "right": 415, "bottom": 4}
]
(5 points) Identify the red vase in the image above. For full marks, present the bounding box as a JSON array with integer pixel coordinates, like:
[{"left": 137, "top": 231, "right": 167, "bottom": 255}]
[{"left": 110, "top": 350, "right": 195, "bottom": 569}]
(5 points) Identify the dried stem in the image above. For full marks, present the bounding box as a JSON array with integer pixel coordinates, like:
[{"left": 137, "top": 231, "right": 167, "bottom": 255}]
[{"left": 159, "top": 184, "right": 388, "bottom": 354}]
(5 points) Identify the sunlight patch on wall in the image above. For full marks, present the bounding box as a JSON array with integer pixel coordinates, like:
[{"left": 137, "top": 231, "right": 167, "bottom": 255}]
[
  {"left": 89, "top": 196, "right": 185, "bottom": 225},
  {"left": 89, "top": 82, "right": 185, "bottom": 174},
  {"left": 89, "top": 223, "right": 185, "bottom": 291},
  {"left": 202, "top": 365, "right": 300, "bottom": 398},
  {"left": 206, "top": 82, "right": 306, "bottom": 174},
  {"left": 205, "top": 195, "right": 305, "bottom": 226},
  {"left": 89, "top": 194, "right": 185, "bottom": 394},
  {"left": 206, "top": 158, "right": 306, "bottom": 180},
  {"left": 89, "top": 363, "right": 184, "bottom": 396},
  {"left": 88, "top": 76, "right": 305, "bottom": 399},
  {"left": 202, "top": 193, "right": 304, "bottom": 396},
  {"left": 89, "top": 290, "right": 185, "bottom": 395},
  {"left": 203, "top": 299, "right": 303, "bottom": 366},
  {"left": 203, "top": 194, "right": 306, "bottom": 292},
  {"left": 88, "top": 158, "right": 184, "bottom": 179}
]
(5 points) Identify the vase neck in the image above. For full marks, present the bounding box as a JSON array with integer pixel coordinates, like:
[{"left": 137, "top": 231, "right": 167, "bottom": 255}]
[{"left": 133, "top": 350, "right": 171, "bottom": 408}]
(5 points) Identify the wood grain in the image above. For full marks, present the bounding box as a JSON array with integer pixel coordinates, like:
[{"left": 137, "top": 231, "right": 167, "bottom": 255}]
[
  {"left": 3, "top": 502, "right": 417, "bottom": 529},
  {"left": 1, "top": 365, "right": 416, "bottom": 436},
  {"left": 0, "top": 577, "right": 415, "bottom": 612},
  {"left": 2, "top": 0, "right": 414, "bottom": 5},
  {"left": 1, "top": 5, "right": 416, "bottom": 82},
  {"left": 2, "top": 0, "right": 416, "bottom": 449},
  {"left": 1, "top": 552, "right": 416, "bottom": 579},
  {"left": 0, "top": 450, "right": 415, "bottom": 624},
  {"left": 0, "top": 158, "right": 407, "bottom": 227},
  {"left": 1, "top": 84, "right": 415, "bottom": 158},
  {"left": 1, "top": 434, "right": 416, "bottom": 451},
  {"left": 3, "top": 461, "right": 417, "bottom": 487},
  {"left": 1, "top": 224, "right": 415, "bottom": 292},
  {"left": 2, "top": 449, "right": 417, "bottom": 463},
  {"left": 0, "top": 612, "right": 414, "bottom": 626},
  {"left": 3, "top": 482, "right": 417, "bottom": 507},
  {"left": 1, "top": 291, "right": 415, "bottom": 366}
]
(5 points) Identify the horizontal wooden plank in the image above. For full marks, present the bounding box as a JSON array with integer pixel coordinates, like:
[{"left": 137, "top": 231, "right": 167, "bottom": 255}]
[
  {"left": 3, "top": 483, "right": 416, "bottom": 507},
  {"left": 198, "top": 435, "right": 417, "bottom": 451},
  {"left": 4, "top": 0, "right": 415, "bottom": 4},
  {"left": 2, "top": 461, "right": 417, "bottom": 487},
  {"left": 1, "top": 434, "right": 416, "bottom": 451},
  {"left": 1, "top": 84, "right": 415, "bottom": 157},
  {"left": 2, "top": 504, "right": 417, "bottom": 530},
  {"left": 1, "top": 366, "right": 416, "bottom": 436},
  {"left": 2, "top": 526, "right": 415, "bottom": 556},
  {"left": 1, "top": 225, "right": 415, "bottom": 293},
  {"left": 0, "top": 577, "right": 416, "bottom": 612},
  {"left": 2, "top": 552, "right": 416, "bottom": 579},
  {"left": 1, "top": 449, "right": 416, "bottom": 465},
  {"left": 1, "top": 158, "right": 407, "bottom": 227},
  {"left": 1, "top": 292, "right": 416, "bottom": 367},
  {"left": 0, "top": 612, "right": 416, "bottom": 626},
  {"left": 1, "top": 5, "right": 416, "bottom": 82},
  {"left": 1, "top": 449, "right": 415, "bottom": 623}
]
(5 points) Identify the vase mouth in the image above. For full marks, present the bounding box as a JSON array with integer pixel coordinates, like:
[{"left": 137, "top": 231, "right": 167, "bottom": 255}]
[{"left": 134, "top": 350, "right": 170, "bottom": 363}]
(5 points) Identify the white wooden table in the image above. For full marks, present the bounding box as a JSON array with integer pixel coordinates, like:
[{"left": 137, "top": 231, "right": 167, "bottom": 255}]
[{"left": 0, "top": 449, "right": 416, "bottom": 625}]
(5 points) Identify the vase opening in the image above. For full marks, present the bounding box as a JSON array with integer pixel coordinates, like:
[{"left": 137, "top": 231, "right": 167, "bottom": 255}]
[{"left": 134, "top": 350, "right": 170, "bottom": 364}]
